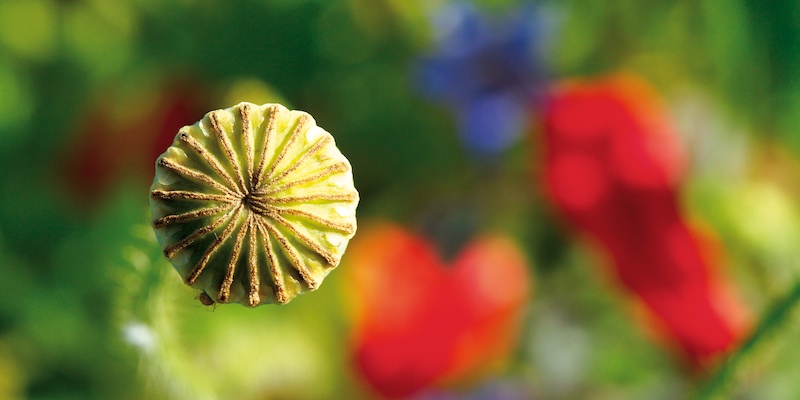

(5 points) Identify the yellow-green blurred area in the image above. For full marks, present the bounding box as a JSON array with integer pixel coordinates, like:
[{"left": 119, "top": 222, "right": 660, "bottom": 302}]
[{"left": 2, "top": 0, "right": 800, "bottom": 399}]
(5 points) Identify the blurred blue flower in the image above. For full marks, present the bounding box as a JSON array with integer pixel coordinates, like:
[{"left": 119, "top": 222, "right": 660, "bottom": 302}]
[{"left": 415, "top": 2, "right": 549, "bottom": 155}]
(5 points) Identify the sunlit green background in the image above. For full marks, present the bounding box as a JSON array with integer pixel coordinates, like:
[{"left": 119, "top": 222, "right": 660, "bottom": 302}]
[{"left": 2, "top": 0, "right": 800, "bottom": 399}]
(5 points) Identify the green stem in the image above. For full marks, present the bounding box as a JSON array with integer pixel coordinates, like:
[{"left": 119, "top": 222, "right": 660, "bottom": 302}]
[{"left": 695, "top": 280, "right": 800, "bottom": 399}]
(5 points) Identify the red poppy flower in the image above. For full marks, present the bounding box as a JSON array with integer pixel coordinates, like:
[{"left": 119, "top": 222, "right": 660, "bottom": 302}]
[
  {"left": 344, "top": 223, "right": 531, "bottom": 398},
  {"left": 540, "top": 73, "right": 749, "bottom": 367}
]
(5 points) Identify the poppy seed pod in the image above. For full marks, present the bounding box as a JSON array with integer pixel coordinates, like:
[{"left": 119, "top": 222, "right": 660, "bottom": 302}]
[{"left": 150, "top": 102, "right": 358, "bottom": 307}]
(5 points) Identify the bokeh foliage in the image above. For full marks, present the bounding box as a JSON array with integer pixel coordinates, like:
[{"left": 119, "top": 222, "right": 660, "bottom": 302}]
[{"left": 2, "top": 0, "right": 800, "bottom": 399}]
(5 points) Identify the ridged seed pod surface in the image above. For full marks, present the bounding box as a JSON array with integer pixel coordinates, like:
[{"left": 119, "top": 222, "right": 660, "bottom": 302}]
[{"left": 150, "top": 102, "right": 358, "bottom": 306}]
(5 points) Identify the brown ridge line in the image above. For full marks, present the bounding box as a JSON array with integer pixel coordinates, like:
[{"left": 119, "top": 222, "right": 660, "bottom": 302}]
[
  {"left": 257, "top": 216, "right": 319, "bottom": 290},
  {"left": 217, "top": 214, "right": 249, "bottom": 303},
  {"left": 246, "top": 217, "right": 261, "bottom": 307},
  {"left": 151, "top": 189, "right": 235, "bottom": 203},
  {"left": 176, "top": 131, "right": 243, "bottom": 196},
  {"left": 163, "top": 205, "right": 239, "bottom": 259},
  {"left": 158, "top": 157, "right": 234, "bottom": 196},
  {"left": 261, "top": 192, "right": 358, "bottom": 204},
  {"left": 259, "top": 114, "right": 311, "bottom": 191},
  {"left": 270, "top": 213, "right": 339, "bottom": 266},
  {"left": 252, "top": 105, "right": 279, "bottom": 188},
  {"left": 185, "top": 205, "right": 243, "bottom": 285},
  {"left": 240, "top": 104, "right": 255, "bottom": 185},
  {"left": 209, "top": 111, "right": 248, "bottom": 194},
  {"left": 259, "top": 202, "right": 356, "bottom": 235},
  {"left": 262, "top": 135, "right": 332, "bottom": 189},
  {"left": 257, "top": 161, "right": 349, "bottom": 196},
  {"left": 254, "top": 217, "right": 289, "bottom": 304},
  {"left": 248, "top": 201, "right": 273, "bottom": 217},
  {"left": 153, "top": 203, "right": 231, "bottom": 229}
]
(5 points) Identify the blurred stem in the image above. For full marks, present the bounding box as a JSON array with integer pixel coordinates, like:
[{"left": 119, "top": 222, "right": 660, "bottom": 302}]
[{"left": 695, "top": 280, "right": 800, "bottom": 399}]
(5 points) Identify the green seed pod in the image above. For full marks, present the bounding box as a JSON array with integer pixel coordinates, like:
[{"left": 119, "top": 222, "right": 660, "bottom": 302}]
[{"left": 150, "top": 102, "right": 358, "bottom": 307}]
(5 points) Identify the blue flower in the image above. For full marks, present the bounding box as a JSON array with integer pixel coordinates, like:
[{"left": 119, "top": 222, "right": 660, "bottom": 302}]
[{"left": 415, "top": 2, "right": 549, "bottom": 155}]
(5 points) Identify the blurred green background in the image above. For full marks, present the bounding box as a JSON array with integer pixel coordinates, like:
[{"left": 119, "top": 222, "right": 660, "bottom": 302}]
[{"left": 2, "top": 0, "right": 800, "bottom": 399}]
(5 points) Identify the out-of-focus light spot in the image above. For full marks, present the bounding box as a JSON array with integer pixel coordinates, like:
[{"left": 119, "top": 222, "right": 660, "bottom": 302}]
[
  {"left": 0, "top": 63, "right": 34, "bottom": 136},
  {"left": 123, "top": 245, "right": 151, "bottom": 272},
  {"left": 0, "top": 0, "right": 56, "bottom": 61},
  {"left": 734, "top": 183, "right": 800, "bottom": 258},
  {"left": 529, "top": 310, "right": 589, "bottom": 395},
  {"left": 221, "top": 78, "right": 288, "bottom": 109},
  {"left": 0, "top": 342, "right": 24, "bottom": 400},
  {"left": 670, "top": 89, "right": 749, "bottom": 179},
  {"left": 63, "top": 2, "right": 134, "bottom": 78},
  {"left": 122, "top": 321, "right": 157, "bottom": 354}
]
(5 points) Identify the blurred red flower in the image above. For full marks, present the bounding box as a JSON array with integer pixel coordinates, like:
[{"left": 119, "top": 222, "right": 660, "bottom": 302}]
[
  {"left": 539, "top": 73, "right": 749, "bottom": 367},
  {"left": 344, "top": 223, "right": 531, "bottom": 398},
  {"left": 59, "top": 78, "right": 210, "bottom": 205}
]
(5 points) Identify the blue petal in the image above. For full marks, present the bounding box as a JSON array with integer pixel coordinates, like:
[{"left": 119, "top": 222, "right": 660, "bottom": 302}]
[{"left": 457, "top": 91, "right": 527, "bottom": 154}]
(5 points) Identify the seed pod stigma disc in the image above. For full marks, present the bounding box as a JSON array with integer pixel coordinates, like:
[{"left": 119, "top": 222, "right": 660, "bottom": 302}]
[{"left": 150, "top": 102, "right": 358, "bottom": 307}]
